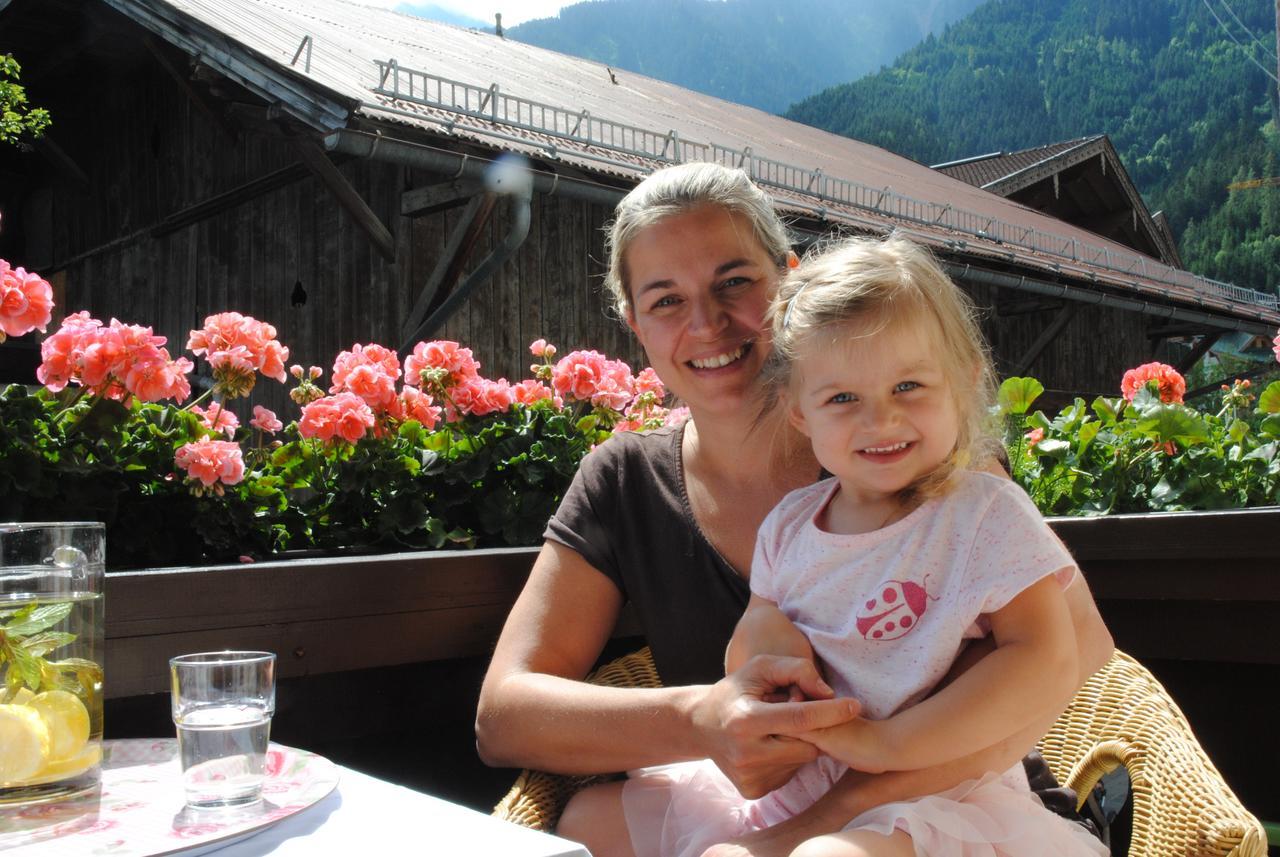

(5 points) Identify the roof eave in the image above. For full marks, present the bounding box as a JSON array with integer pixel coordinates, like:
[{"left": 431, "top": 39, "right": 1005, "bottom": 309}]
[{"left": 100, "top": 0, "right": 356, "bottom": 131}]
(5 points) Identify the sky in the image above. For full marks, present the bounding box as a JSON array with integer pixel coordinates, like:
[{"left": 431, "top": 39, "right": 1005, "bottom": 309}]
[{"left": 372, "top": 1, "right": 575, "bottom": 27}]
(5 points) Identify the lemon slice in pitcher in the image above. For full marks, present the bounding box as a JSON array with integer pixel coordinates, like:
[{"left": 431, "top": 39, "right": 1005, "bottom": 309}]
[
  {"left": 0, "top": 704, "right": 51, "bottom": 783},
  {"left": 29, "top": 691, "right": 91, "bottom": 762},
  {"left": 21, "top": 742, "right": 102, "bottom": 786}
]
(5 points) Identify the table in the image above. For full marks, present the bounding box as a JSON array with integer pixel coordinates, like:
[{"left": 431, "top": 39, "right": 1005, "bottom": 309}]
[
  {"left": 0, "top": 740, "right": 590, "bottom": 857},
  {"left": 212, "top": 762, "right": 591, "bottom": 856}
]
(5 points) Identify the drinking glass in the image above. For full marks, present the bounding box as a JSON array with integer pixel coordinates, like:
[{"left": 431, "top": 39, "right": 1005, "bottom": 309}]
[
  {"left": 170, "top": 651, "right": 276, "bottom": 808},
  {"left": 0, "top": 522, "right": 105, "bottom": 805}
]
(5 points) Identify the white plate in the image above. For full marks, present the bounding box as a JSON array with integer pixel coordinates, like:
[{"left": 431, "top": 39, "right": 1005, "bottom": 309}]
[{"left": 0, "top": 739, "right": 340, "bottom": 856}]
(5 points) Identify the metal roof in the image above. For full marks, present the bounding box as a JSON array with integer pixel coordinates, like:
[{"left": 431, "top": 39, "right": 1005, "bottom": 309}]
[
  {"left": 934, "top": 138, "right": 1099, "bottom": 189},
  {"left": 105, "top": 0, "right": 1280, "bottom": 329}
]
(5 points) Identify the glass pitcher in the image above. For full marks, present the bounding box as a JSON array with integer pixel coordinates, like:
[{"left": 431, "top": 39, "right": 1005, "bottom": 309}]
[{"left": 0, "top": 522, "right": 104, "bottom": 804}]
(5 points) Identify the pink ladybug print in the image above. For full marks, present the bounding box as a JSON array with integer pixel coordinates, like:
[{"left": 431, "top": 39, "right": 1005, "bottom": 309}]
[{"left": 856, "top": 579, "right": 932, "bottom": 641}]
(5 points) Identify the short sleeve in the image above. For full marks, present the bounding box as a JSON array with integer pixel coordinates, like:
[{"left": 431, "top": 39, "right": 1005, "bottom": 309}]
[
  {"left": 543, "top": 444, "right": 625, "bottom": 595},
  {"left": 964, "top": 481, "right": 1077, "bottom": 616}
]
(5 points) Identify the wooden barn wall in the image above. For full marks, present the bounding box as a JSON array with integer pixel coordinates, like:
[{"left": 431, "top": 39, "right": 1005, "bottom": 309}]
[
  {"left": 16, "top": 61, "right": 1168, "bottom": 418},
  {"left": 965, "top": 283, "right": 1157, "bottom": 400},
  {"left": 23, "top": 67, "right": 640, "bottom": 419}
]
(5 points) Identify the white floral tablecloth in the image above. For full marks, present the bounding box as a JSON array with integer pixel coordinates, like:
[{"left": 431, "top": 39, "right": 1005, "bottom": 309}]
[{"left": 0, "top": 739, "right": 590, "bottom": 857}]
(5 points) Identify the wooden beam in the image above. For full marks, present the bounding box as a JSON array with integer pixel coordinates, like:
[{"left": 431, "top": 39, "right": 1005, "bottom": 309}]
[
  {"left": 401, "top": 178, "right": 484, "bottom": 217},
  {"left": 144, "top": 36, "right": 239, "bottom": 144},
  {"left": 1013, "top": 303, "right": 1079, "bottom": 376},
  {"left": 290, "top": 137, "right": 396, "bottom": 262},
  {"left": 30, "top": 134, "right": 90, "bottom": 191},
  {"left": 1175, "top": 331, "right": 1224, "bottom": 374},
  {"left": 996, "top": 298, "right": 1064, "bottom": 318},
  {"left": 400, "top": 192, "right": 497, "bottom": 349}
]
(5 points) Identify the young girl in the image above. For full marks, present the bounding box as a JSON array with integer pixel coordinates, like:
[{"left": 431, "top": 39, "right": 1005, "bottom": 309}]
[{"left": 600, "top": 235, "right": 1110, "bottom": 857}]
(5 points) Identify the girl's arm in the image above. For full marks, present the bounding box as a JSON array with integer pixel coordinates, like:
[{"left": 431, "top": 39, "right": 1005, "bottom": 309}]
[
  {"left": 725, "top": 594, "right": 815, "bottom": 675},
  {"left": 784, "top": 570, "right": 1078, "bottom": 773},
  {"left": 475, "top": 540, "right": 858, "bottom": 794}
]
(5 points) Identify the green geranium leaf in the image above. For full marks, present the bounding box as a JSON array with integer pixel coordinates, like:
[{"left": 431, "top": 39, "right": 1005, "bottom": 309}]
[
  {"left": 998, "top": 377, "right": 1044, "bottom": 415},
  {"left": 1091, "top": 396, "right": 1122, "bottom": 425},
  {"left": 1133, "top": 405, "right": 1209, "bottom": 446},
  {"left": 1034, "top": 439, "right": 1071, "bottom": 460},
  {"left": 1244, "top": 442, "right": 1278, "bottom": 464},
  {"left": 1228, "top": 419, "right": 1250, "bottom": 444},
  {"left": 1260, "top": 415, "right": 1280, "bottom": 439},
  {"left": 1258, "top": 381, "right": 1280, "bottom": 415}
]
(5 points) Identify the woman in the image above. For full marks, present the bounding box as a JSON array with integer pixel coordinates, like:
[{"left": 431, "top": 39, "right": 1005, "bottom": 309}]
[{"left": 475, "top": 163, "right": 1113, "bottom": 857}]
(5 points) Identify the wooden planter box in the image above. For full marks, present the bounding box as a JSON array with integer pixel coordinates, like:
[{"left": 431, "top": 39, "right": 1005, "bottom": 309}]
[
  {"left": 104, "top": 547, "right": 542, "bottom": 699},
  {"left": 1048, "top": 506, "right": 1280, "bottom": 665}
]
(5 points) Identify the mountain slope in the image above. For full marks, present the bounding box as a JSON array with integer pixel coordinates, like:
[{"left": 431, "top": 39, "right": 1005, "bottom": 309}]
[
  {"left": 785, "top": 0, "right": 1280, "bottom": 293},
  {"left": 505, "top": 0, "right": 986, "bottom": 114}
]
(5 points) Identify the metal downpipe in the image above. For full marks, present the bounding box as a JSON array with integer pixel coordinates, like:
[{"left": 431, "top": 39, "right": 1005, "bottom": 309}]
[{"left": 398, "top": 167, "right": 533, "bottom": 347}]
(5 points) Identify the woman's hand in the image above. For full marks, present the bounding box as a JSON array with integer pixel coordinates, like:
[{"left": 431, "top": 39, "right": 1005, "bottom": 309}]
[
  {"left": 726, "top": 596, "right": 819, "bottom": 701},
  {"left": 691, "top": 654, "right": 861, "bottom": 799}
]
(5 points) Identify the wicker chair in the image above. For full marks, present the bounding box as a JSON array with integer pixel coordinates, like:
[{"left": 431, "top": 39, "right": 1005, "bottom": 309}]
[{"left": 493, "top": 647, "right": 1267, "bottom": 856}]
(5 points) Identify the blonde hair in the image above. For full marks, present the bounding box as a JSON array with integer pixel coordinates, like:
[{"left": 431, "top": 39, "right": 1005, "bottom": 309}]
[
  {"left": 765, "top": 234, "right": 998, "bottom": 501},
  {"left": 604, "top": 162, "right": 792, "bottom": 317}
]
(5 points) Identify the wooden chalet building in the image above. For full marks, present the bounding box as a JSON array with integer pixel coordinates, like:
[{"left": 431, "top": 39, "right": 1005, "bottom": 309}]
[{"left": 1, "top": 0, "right": 1278, "bottom": 418}]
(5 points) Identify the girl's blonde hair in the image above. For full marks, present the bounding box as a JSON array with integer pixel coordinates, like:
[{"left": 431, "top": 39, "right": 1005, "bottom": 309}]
[
  {"left": 766, "top": 234, "right": 999, "bottom": 501},
  {"left": 604, "top": 162, "right": 792, "bottom": 317}
]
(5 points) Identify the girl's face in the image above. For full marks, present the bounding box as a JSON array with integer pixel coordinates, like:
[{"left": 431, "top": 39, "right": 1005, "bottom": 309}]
[
  {"left": 624, "top": 205, "right": 779, "bottom": 418},
  {"left": 787, "top": 315, "right": 961, "bottom": 505}
]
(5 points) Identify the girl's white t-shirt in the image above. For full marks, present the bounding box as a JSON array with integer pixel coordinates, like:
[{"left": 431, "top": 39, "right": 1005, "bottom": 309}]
[{"left": 751, "top": 470, "right": 1077, "bottom": 721}]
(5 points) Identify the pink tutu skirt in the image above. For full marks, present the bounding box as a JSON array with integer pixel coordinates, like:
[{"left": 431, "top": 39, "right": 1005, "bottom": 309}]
[{"left": 622, "top": 757, "right": 1109, "bottom": 857}]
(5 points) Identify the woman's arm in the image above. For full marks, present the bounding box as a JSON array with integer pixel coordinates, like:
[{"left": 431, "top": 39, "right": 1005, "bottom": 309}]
[
  {"left": 475, "top": 540, "right": 858, "bottom": 791},
  {"left": 784, "top": 572, "right": 1077, "bottom": 773}
]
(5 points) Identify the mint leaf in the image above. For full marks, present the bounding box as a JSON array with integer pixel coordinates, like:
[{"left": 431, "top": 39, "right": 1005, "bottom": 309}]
[
  {"left": 4, "top": 602, "right": 73, "bottom": 637},
  {"left": 20, "top": 631, "right": 75, "bottom": 657},
  {"left": 10, "top": 644, "right": 42, "bottom": 690}
]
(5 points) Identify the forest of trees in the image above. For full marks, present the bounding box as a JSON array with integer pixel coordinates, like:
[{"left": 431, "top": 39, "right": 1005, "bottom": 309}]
[
  {"left": 785, "top": 0, "right": 1280, "bottom": 294},
  {"left": 507, "top": 0, "right": 985, "bottom": 114}
]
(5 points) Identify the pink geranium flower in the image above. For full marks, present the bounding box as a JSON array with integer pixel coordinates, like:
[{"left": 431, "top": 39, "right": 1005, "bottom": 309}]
[
  {"left": 404, "top": 340, "right": 480, "bottom": 390},
  {"left": 331, "top": 344, "right": 401, "bottom": 397},
  {"left": 551, "top": 350, "right": 636, "bottom": 411},
  {"left": 447, "top": 378, "right": 515, "bottom": 419},
  {"left": 0, "top": 260, "right": 54, "bottom": 342},
  {"left": 250, "top": 405, "right": 283, "bottom": 434},
  {"left": 1120, "top": 362, "right": 1186, "bottom": 404},
  {"left": 399, "top": 386, "right": 442, "bottom": 430},
  {"left": 35, "top": 312, "right": 191, "bottom": 404},
  {"left": 511, "top": 379, "right": 557, "bottom": 407},
  {"left": 662, "top": 406, "right": 691, "bottom": 427},
  {"left": 528, "top": 338, "right": 557, "bottom": 359},
  {"left": 191, "top": 403, "right": 240, "bottom": 439},
  {"left": 187, "top": 312, "right": 290, "bottom": 397},
  {"left": 298, "top": 392, "right": 375, "bottom": 444},
  {"left": 1273, "top": 328, "right": 1279, "bottom": 363},
  {"left": 174, "top": 438, "right": 245, "bottom": 493}
]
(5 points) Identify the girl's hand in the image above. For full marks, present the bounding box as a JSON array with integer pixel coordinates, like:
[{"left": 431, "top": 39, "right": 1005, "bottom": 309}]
[{"left": 786, "top": 717, "right": 892, "bottom": 774}]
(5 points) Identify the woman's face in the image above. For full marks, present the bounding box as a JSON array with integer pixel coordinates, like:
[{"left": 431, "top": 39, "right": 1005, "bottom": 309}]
[{"left": 623, "top": 205, "right": 779, "bottom": 418}]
